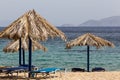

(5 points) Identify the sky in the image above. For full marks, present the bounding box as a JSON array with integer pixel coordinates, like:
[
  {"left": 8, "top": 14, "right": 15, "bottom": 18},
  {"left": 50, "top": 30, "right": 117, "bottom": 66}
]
[{"left": 0, "top": 0, "right": 120, "bottom": 26}]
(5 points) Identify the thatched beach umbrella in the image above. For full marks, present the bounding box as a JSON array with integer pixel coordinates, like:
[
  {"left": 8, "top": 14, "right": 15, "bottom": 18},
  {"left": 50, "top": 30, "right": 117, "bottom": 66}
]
[
  {"left": 3, "top": 38, "right": 47, "bottom": 65},
  {"left": 3, "top": 38, "right": 47, "bottom": 53},
  {"left": 0, "top": 9, "right": 66, "bottom": 77},
  {"left": 0, "top": 9, "right": 66, "bottom": 41},
  {"left": 66, "top": 33, "right": 114, "bottom": 72}
]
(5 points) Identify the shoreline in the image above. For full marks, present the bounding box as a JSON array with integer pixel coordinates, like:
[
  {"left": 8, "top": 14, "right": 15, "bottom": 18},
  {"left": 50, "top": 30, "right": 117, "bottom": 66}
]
[{"left": 0, "top": 71, "right": 120, "bottom": 80}]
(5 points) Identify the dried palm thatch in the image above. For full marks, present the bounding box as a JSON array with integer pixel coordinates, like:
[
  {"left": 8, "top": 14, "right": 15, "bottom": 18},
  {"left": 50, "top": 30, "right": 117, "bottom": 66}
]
[
  {"left": 0, "top": 9, "right": 66, "bottom": 41},
  {"left": 3, "top": 38, "right": 47, "bottom": 53},
  {"left": 66, "top": 33, "right": 114, "bottom": 49}
]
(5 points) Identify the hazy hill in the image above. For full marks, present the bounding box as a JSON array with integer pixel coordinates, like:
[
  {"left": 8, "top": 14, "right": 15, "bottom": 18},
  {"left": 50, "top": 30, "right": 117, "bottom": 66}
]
[
  {"left": 60, "top": 24, "right": 75, "bottom": 27},
  {"left": 79, "top": 16, "right": 120, "bottom": 27}
]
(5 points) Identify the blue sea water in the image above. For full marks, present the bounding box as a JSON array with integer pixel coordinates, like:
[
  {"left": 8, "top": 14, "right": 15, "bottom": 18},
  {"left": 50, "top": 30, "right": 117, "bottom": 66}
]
[{"left": 0, "top": 27, "right": 120, "bottom": 71}]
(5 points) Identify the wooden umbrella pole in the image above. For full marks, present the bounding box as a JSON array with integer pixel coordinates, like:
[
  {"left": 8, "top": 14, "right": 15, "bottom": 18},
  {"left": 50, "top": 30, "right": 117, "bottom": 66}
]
[
  {"left": 19, "top": 38, "right": 22, "bottom": 66},
  {"left": 28, "top": 37, "right": 32, "bottom": 77},
  {"left": 22, "top": 49, "right": 25, "bottom": 65},
  {"left": 87, "top": 45, "right": 90, "bottom": 72}
]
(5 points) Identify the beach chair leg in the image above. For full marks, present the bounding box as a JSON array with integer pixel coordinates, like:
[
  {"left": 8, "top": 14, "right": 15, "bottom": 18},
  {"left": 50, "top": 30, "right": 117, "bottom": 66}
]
[
  {"left": 61, "top": 69, "right": 66, "bottom": 80},
  {"left": 16, "top": 71, "right": 19, "bottom": 79},
  {"left": 24, "top": 71, "right": 27, "bottom": 78}
]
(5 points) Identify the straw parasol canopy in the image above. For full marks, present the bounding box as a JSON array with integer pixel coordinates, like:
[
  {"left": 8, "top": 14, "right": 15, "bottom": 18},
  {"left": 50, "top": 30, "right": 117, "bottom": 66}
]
[
  {"left": 0, "top": 9, "right": 66, "bottom": 41},
  {"left": 66, "top": 33, "right": 114, "bottom": 49},
  {"left": 3, "top": 38, "right": 47, "bottom": 53},
  {"left": 66, "top": 33, "right": 114, "bottom": 72}
]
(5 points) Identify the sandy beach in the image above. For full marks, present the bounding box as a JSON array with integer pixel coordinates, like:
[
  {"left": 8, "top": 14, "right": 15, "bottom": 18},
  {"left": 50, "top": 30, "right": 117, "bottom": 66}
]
[{"left": 0, "top": 71, "right": 120, "bottom": 80}]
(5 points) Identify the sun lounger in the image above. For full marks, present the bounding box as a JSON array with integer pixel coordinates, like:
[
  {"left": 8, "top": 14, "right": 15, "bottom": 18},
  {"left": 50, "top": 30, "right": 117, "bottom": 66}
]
[
  {"left": 30, "top": 67, "right": 65, "bottom": 78},
  {"left": 71, "top": 68, "right": 85, "bottom": 72},
  {"left": 1, "top": 66, "right": 28, "bottom": 76},
  {"left": 0, "top": 66, "right": 12, "bottom": 74},
  {"left": 19, "top": 64, "right": 38, "bottom": 70},
  {"left": 0, "top": 65, "right": 38, "bottom": 78},
  {"left": 92, "top": 67, "right": 105, "bottom": 72}
]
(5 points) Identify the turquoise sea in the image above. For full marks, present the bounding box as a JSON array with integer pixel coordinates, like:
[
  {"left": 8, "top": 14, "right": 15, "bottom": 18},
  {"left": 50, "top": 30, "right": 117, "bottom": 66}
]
[{"left": 0, "top": 27, "right": 120, "bottom": 71}]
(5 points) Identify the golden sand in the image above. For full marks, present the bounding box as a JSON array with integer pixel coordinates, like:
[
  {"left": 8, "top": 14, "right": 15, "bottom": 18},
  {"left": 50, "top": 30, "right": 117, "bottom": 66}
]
[{"left": 0, "top": 71, "right": 120, "bottom": 80}]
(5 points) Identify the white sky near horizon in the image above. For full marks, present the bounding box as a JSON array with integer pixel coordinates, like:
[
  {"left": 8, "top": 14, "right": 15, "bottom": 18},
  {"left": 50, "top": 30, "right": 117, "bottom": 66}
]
[{"left": 0, "top": 0, "right": 120, "bottom": 26}]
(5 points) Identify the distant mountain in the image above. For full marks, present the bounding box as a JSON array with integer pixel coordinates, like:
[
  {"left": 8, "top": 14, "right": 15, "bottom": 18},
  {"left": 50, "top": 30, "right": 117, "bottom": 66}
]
[
  {"left": 79, "top": 16, "right": 120, "bottom": 27},
  {"left": 60, "top": 24, "right": 75, "bottom": 27}
]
